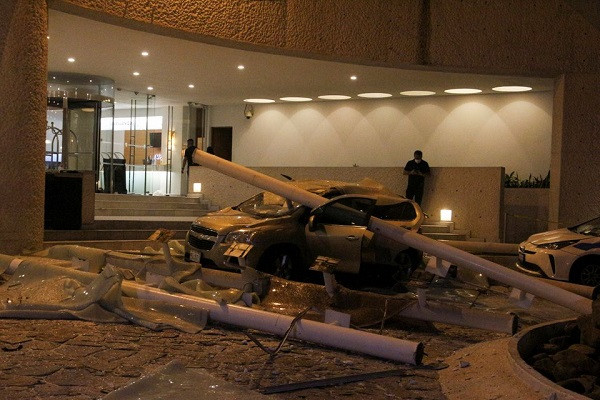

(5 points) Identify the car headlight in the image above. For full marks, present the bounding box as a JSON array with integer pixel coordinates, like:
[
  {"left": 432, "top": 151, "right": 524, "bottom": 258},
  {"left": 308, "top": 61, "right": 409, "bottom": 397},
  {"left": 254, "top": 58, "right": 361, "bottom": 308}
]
[
  {"left": 224, "top": 230, "right": 255, "bottom": 244},
  {"left": 536, "top": 240, "right": 579, "bottom": 250}
]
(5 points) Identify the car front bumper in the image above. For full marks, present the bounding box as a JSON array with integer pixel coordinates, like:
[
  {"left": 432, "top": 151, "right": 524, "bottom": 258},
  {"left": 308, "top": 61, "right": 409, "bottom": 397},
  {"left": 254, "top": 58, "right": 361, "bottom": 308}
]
[{"left": 516, "top": 242, "right": 571, "bottom": 281}]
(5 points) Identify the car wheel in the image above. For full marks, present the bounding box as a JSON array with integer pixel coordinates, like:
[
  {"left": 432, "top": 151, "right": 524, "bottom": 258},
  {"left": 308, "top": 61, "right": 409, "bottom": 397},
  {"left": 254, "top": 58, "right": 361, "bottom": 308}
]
[
  {"left": 259, "top": 246, "right": 303, "bottom": 280},
  {"left": 395, "top": 248, "right": 423, "bottom": 276},
  {"left": 571, "top": 258, "right": 600, "bottom": 286}
]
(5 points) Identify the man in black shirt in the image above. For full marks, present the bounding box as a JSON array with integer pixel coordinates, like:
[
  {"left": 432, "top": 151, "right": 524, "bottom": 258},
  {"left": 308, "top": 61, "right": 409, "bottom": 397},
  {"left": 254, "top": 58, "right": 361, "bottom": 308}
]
[
  {"left": 181, "top": 139, "right": 200, "bottom": 174},
  {"left": 403, "top": 150, "right": 430, "bottom": 205}
]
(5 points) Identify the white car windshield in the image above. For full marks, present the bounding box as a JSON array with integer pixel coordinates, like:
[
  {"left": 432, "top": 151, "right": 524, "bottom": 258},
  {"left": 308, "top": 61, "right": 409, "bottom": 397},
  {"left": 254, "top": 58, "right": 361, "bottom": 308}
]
[
  {"left": 235, "top": 192, "right": 300, "bottom": 217},
  {"left": 572, "top": 216, "right": 600, "bottom": 237}
]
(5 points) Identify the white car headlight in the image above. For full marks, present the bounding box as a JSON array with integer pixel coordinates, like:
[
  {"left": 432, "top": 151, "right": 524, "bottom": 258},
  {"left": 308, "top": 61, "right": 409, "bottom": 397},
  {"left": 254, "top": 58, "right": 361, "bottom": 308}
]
[
  {"left": 536, "top": 240, "right": 579, "bottom": 250},
  {"left": 224, "top": 230, "right": 255, "bottom": 244}
]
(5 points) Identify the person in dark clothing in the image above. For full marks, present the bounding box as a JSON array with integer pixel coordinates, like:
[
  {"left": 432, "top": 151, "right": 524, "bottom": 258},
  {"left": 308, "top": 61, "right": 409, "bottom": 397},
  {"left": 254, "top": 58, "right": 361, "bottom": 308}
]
[
  {"left": 403, "top": 150, "right": 430, "bottom": 205},
  {"left": 181, "top": 139, "right": 199, "bottom": 174}
]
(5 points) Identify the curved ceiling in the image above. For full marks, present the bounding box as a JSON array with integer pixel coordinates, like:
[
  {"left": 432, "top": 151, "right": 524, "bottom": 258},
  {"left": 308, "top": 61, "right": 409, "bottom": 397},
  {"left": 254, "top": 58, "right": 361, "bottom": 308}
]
[{"left": 48, "top": 10, "right": 554, "bottom": 108}]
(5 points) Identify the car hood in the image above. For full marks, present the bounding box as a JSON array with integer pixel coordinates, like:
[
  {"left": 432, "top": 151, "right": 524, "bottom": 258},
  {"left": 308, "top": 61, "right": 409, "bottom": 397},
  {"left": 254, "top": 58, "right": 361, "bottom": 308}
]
[
  {"left": 526, "top": 228, "right": 587, "bottom": 245},
  {"left": 193, "top": 207, "right": 285, "bottom": 233}
]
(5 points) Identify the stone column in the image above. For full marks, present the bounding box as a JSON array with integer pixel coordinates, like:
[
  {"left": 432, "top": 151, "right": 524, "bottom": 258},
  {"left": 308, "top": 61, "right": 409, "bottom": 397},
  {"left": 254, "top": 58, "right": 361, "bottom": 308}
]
[
  {"left": 0, "top": 0, "right": 47, "bottom": 254},
  {"left": 549, "top": 73, "right": 600, "bottom": 229}
]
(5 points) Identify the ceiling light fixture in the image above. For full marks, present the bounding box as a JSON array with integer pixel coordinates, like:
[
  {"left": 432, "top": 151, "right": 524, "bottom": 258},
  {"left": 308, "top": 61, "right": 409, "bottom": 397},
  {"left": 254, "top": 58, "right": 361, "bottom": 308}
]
[
  {"left": 237, "top": 65, "right": 245, "bottom": 70},
  {"left": 280, "top": 97, "right": 312, "bottom": 102},
  {"left": 188, "top": 84, "right": 195, "bottom": 88},
  {"left": 318, "top": 95, "right": 352, "bottom": 100},
  {"left": 147, "top": 86, "right": 154, "bottom": 91},
  {"left": 400, "top": 90, "right": 436, "bottom": 96},
  {"left": 358, "top": 93, "right": 392, "bottom": 98},
  {"left": 350, "top": 75, "right": 358, "bottom": 80},
  {"left": 141, "top": 51, "right": 149, "bottom": 56},
  {"left": 243, "top": 98, "right": 275, "bottom": 104},
  {"left": 492, "top": 86, "right": 532, "bottom": 92},
  {"left": 67, "top": 57, "right": 75, "bottom": 63},
  {"left": 444, "top": 88, "right": 482, "bottom": 94},
  {"left": 133, "top": 71, "right": 140, "bottom": 76}
]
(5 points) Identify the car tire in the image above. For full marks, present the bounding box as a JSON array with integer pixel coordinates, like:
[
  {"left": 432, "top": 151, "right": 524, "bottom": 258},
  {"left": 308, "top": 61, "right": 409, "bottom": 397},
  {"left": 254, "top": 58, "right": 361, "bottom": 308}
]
[
  {"left": 259, "top": 245, "right": 303, "bottom": 281},
  {"left": 395, "top": 248, "right": 423, "bottom": 276},
  {"left": 570, "top": 257, "right": 600, "bottom": 287}
]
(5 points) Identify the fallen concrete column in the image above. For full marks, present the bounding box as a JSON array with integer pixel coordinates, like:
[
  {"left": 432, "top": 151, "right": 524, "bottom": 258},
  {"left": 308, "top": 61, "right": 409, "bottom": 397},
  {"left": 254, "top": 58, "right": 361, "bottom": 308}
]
[
  {"left": 122, "top": 281, "right": 424, "bottom": 364},
  {"left": 441, "top": 240, "right": 518, "bottom": 255},
  {"left": 0, "top": 255, "right": 423, "bottom": 364},
  {"left": 193, "top": 150, "right": 592, "bottom": 315},
  {"left": 536, "top": 278, "right": 599, "bottom": 300},
  {"left": 398, "top": 299, "right": 517, "bottom": 334}
]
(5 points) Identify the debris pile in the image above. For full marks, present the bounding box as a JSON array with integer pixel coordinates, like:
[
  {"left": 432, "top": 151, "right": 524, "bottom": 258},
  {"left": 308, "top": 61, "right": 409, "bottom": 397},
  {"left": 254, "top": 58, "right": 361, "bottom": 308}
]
[{"left": 528, "top": 298, "right": 600, "bottom": 399}]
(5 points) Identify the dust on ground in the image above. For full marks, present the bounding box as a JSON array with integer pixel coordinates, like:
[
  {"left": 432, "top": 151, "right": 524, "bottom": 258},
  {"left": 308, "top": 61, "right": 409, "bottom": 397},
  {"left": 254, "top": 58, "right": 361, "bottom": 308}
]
[{"left": 0, "top": 272, "right": 579, "bottom": 400}]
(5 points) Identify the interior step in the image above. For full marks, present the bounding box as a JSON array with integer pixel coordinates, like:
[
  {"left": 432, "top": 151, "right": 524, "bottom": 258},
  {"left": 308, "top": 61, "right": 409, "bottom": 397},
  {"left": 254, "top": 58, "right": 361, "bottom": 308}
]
[
  {"left": 94, "top": 193, "right": 219, "bottom": 219},
  {"left": 95, "top": 193, "right": 204, "bottom": 202},
  {"left": 44, "top": 219, "right": 194, "bottom": 242},
  {"left": 95, "top": 208, "right": 210, "bottom": 217},
  {"left": 422, "top": 231, "right": 470, "bottom": 241},
  {"left": 420, "top": 221, "right": 455, "bottom": 234},
  {"left": 44, "top": 229, "right": 189, "bottom": 241}
]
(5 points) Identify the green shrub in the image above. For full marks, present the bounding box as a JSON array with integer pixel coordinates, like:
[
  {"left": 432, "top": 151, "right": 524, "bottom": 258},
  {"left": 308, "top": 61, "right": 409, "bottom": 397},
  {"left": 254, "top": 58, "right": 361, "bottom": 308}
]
[{"left": 504, "top": 170, "right": 550, "bottom": 188}]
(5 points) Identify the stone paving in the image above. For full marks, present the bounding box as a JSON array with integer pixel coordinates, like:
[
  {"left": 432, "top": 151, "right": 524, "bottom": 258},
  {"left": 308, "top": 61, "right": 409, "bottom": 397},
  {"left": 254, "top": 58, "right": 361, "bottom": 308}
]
[{"left": 0, "top": 282, "right": 578, "bottom": 400}]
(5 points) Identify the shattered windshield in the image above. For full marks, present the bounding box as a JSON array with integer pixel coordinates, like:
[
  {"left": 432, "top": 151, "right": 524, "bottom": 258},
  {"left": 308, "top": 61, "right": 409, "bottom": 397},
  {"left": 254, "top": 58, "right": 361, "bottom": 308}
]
[
  {"left": 236, "top": 192, "right": 300, "bottom": 217},
  {"left": 571, "top": 216, "right": 600, "bottom": 236}
]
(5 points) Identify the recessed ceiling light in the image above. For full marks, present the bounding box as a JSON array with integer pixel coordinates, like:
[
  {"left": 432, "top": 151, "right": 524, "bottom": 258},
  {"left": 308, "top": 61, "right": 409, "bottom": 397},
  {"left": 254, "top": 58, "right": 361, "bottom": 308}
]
[
  {"left": 237, "top": 65, "right": 245, "bottom": 70},
  {"left": 318, "top": 95, "right": 352, "bottom": 100},
  {"left": 188, "top": 84, "right": 195, "bottom": 88},
  {"left": 400, "top": 90, "right": 436, "bottom": 96},
  {"left": 357, "top": 93, "right": 392, "bottom": 98},
  {"left": 280, "top": 97, "right": 312, "bottom": 102},
  {"left": 244, "top": 98, "right": 275, "bottom": 103},
  {"left": 46, "top": 36, "right": 50, "bottom": 39},
  {"left": 67, "top": 57, "right": 75, "bottom": 63},
  {"left": 141, "top": 51, "right": 149, "bottom": 56},
  {"left": 52, "top": 76, "right": 56, "bottom": 80},
  {"left": 444, "top": 88, "right": 482, "bottom": 94},
  {"left": 147, "top": 86, "right": 154, "bottom": 91},
  {"left": 133, "top": 71, "right": 140, "bottom": 76},
  {"left": 492, "top": 86, "right": 532, "bottom": 92},
  {"left": 89, "top": 79, "right": 93, "bottom": 83},
  {"left": 350, "top": 75, "right": 358, "bottom": 80}
]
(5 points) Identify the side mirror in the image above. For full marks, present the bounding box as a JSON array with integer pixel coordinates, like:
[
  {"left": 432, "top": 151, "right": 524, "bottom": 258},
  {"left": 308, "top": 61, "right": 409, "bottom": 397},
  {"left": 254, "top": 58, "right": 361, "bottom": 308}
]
[{"left": 307, "top": 215, "right": 317, "bottom": 232}]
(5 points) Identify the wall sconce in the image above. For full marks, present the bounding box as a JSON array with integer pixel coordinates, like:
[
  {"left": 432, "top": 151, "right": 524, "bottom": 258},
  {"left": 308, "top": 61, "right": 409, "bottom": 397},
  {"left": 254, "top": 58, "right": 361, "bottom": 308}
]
[
  {"left": 193, "top": 182, "right": 202, "bottom": 193},
  {"left": 440, "top": 209, "right": 452, "bottom": 222}
]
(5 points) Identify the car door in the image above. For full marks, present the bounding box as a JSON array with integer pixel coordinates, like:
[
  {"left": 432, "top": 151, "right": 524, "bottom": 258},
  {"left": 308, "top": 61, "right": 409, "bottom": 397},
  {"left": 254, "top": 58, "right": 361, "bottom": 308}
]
[{"left": 305, "top": 195, "right": 376, "bottom": 274}]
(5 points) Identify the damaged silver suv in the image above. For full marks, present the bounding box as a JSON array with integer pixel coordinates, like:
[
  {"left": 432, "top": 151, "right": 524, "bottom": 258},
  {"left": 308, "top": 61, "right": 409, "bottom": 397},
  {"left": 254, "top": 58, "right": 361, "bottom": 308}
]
[{"left": 185, "top": 179, "right": 424, "bottom": 285}]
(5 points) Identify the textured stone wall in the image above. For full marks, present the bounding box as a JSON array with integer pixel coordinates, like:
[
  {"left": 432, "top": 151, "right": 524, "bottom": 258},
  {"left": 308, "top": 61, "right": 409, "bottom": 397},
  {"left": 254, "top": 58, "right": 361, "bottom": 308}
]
[
  {"left": 550, "top": 73, "right": 600, "bottom": 228},
  {"left": 504, "top": 188, "right": 549, "bottom": 243},
  {"left": 0, "top": 0, "right": 47, "bottom": 254},
  {"left": 188, "top": 166, "right": 504, "bottom": 241},
  {"left": 428, "top": 0, "right": 600, "bottom": 74},
  {"left": 50, "top": 0, "right": 600, "bottom": 73}
]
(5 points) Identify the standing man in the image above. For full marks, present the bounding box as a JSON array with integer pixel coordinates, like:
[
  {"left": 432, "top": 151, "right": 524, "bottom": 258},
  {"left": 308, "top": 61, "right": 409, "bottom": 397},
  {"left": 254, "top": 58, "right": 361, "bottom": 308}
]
[
  {"left": 403, "top": 150, "right": 430, "bottom": 205},
  {"left": 181, "top": 138, "right": 199, "bottom": 174}
]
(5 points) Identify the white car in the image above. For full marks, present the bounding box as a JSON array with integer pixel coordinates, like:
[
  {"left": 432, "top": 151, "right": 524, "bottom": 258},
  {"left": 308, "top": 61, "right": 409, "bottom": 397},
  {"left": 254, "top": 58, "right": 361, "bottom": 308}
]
[{"left": 517, "top": 216, "right": 600, "bottom": 286}]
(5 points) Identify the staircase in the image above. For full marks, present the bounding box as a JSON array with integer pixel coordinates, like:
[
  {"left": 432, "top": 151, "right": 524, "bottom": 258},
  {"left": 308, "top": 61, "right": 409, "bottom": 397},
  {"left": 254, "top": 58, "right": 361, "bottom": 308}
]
[
  {"left": 420, "top": 221, "right": 470, "bottom": 241},
  {"left": 44, "top": 193, "right": 218, "bottom": 242}
]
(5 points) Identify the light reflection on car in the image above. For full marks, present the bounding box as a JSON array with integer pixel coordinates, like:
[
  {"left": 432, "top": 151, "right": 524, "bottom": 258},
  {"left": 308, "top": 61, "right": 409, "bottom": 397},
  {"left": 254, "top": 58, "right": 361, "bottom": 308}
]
[{"left": 517, "top": 216, "right": 600, "bottom": 286}]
